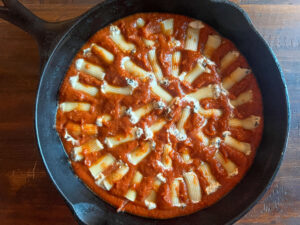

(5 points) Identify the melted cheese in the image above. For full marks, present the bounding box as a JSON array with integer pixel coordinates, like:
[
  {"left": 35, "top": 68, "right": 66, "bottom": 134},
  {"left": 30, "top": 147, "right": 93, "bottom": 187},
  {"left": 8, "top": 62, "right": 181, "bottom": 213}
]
[{"left": 70, "top": 145, "right": 83, "bottom": 161}]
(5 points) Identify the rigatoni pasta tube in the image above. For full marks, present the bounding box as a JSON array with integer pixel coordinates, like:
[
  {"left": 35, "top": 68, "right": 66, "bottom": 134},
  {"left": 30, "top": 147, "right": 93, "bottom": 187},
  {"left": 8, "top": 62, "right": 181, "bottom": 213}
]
[
  {"left": 181, "top": 148, "right": 193, "bottom": 164},
  {"left": 89, "top": 153, "right": 116, "bottom": 179},
  {"left": 224, "top": 136, "right": 251, "bottom": 156},
  {"left": 148, "top": 48, "right": 163, "bottom": 81},
  {"left": 101, "top": 81, "right": 134, "bottom": 95},
  {"left": 96, "top": 114, "right": 112, "bottom": 127},
  {"left": 121, "top": 56, "right": 152, "bottom": 79},
  {"left": 230, "top": 90, "right": 253, "bottom": 107},
  {"left": 197, "top": 106, "right": 222, "bottom": 118},
  {"left": 109, "top": 25, "right": 135, "bottom": 53},
  {"left": 143, "top": 38, "right": 155, "bottom": 47},
  {"left": 150, "top": 82, "right": 173, "bottom": 102},
  {"left": 229, "top": 115, "right": 261, "bottom": 130},
  {"left": 69, "top": 75, "right": 98, "bottom": 96},
  {"left": 222, "top": 67, "right": 250, "bottom": 90},
  {"left": 183, "top": 59, "right": 206, "bottom": 83},
  {"left": 171, "top": 51, "right": 181, "bottom": 77},
  {"left": 183, "top": 171, "right": 201, "bottom": 203},
  {"left": 184, "top": 21, "right": 204, "bottom": 51},
  {"left": 177, "top": 106, "right": 191, "bottom": 137},
  {"left": 76, "top": 58, "right": 105, "bottom": 80},
  {"left": 171, "top": 178, "right": 186, "bottom": 207},
  {"left": 82, "top": 124, "right": 98, "bottom": 135},
  {"left": 101, "top": 162, "right": 129, "bottom": 190},
  {"left": 126, "top": 104, "right": 153, "bottom": 124},
  {"left": 161, "top": 18, "right": 174, "bottom": 36},
  {"left": 204, "top": 35, "right": 222, "bottom": 59},
  {"left": 187, "top": 85, "right": 215, "bottom": 100},
  {"left": 71, "top": 138, "right": 103, "bottom": 162},
  {"left": 149, "top": 119, "right": 167, "bottom": 133},
  {"left": 91, "top": 44, "right": 114, "bottom": 64},
  {"left": 220, "top": 51, "right": 239, "bottom": 72},
  {"left": 128, "top": 142, "right": 152, "bottom": 165},
  {"left": 214, "top": 151, "right": 238, "bottom": 177},
  {"left": 144, "top": 178, "right": 162, "bottom": 210},
  {"left": 124, "top": 171, "right": 143, "bottom": 201},
  {"left": 105, "top": 127, "right": 138, "bottom": 148},
  {"left": 60, "top": 102, "right": 91, "bottom": 112},
  {"left": 198, "top": 162, "right": 220, "bottom": 195},
  {"left": 161, "top": 144, "right": 173, "bottom": 170},
  {"left": 197, "top": 129, "right": 209, "bottom": 146}
]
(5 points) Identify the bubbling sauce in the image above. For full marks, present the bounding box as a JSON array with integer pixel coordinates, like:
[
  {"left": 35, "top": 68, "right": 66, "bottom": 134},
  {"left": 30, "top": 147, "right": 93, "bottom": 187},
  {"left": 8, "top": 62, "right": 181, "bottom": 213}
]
[{"left": 56, "top": 13, "right": 263, "bottom": 218}]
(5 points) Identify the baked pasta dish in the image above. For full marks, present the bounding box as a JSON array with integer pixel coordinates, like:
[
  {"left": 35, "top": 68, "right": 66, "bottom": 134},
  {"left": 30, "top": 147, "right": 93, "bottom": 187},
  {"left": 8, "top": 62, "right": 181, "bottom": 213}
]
[{"left": 56, "top": 13, "right": 263, "bottom": 218}]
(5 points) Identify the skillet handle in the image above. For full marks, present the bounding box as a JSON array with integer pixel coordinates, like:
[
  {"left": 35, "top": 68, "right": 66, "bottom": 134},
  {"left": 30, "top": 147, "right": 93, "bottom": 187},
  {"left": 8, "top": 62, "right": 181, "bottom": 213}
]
[{"left": 0, "top": 0, "right": 76, "bottom": 67}]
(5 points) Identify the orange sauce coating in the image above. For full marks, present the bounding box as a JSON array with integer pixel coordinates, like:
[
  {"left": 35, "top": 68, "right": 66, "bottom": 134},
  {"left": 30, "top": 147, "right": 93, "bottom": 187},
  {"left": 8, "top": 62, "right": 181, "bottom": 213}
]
[{"left": 56, "top": 13, "right": 263, "bottom": 218}]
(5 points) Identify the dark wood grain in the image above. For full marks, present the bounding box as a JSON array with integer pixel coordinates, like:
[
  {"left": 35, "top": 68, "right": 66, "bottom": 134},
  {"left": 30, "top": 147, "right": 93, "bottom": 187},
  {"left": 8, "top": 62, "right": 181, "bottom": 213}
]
[{"left": 0, "top": 1, "right": 299, "bottom": 224}]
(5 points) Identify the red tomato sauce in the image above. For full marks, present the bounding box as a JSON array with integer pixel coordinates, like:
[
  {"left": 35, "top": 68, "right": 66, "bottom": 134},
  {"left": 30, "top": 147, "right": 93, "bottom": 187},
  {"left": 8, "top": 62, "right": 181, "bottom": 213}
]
[{"left": 56, "top": 13, "right": 263, "bottom": 219}]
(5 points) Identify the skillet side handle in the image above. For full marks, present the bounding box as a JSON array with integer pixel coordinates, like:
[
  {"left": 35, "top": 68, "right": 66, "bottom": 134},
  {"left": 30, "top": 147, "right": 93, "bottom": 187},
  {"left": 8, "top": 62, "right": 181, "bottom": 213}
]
[{"left": 0, "top": 0, "right": 76, "bottom": 68}]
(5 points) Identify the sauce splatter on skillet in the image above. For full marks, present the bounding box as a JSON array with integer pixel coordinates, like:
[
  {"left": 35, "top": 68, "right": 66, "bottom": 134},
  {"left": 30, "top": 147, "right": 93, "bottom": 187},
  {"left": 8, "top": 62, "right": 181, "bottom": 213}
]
[{"left": 56, "top": 13, "right": 263, "bottom": 219}]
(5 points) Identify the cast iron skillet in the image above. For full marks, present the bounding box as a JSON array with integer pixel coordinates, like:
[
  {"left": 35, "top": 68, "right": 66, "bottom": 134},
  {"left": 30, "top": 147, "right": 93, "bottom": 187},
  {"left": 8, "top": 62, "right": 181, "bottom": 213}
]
[{"left": 0, "top": 0, "right": 290, "bottom": 224}]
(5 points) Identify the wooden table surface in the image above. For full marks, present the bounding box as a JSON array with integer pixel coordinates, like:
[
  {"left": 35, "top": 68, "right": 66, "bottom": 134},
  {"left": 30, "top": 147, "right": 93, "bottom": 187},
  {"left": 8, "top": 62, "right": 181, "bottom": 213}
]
[{"left": 0, "top": 0, "right": 299, "bottom": 224}]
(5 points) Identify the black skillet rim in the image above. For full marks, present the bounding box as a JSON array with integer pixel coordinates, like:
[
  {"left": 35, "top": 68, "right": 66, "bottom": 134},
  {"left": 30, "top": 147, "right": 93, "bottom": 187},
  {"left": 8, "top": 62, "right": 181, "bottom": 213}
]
[{"left": 34, "top": 0, "right": 291, "bottom": 224}]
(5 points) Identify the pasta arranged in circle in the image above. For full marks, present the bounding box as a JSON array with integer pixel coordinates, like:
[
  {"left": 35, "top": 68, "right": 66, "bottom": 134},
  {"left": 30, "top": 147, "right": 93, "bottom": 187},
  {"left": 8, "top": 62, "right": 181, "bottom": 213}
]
[{"left": 56, "top": 13, "right": 263, "bottom": 219}]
